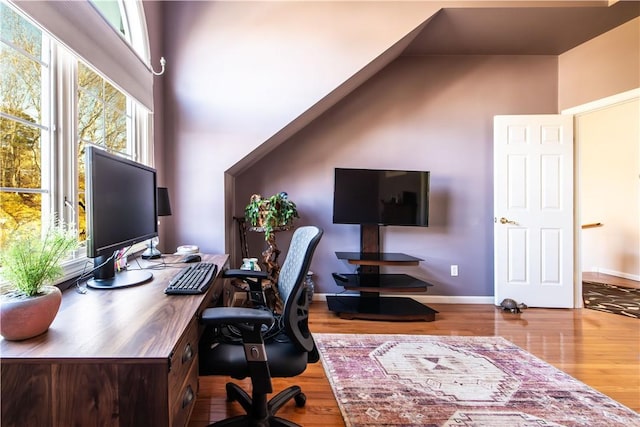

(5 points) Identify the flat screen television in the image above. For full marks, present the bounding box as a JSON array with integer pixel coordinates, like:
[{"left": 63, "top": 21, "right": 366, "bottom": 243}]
[
  {"left": 333, "top": 168, "right": 430, "bottom": 226},
  {"left": 85, "top": 146, "right": 158, "bottom": 289}
]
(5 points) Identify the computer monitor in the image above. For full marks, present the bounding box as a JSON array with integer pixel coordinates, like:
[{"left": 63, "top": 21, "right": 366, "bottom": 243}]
[{"left": 85, "top": 146, "right": 158, "bottom": 289}]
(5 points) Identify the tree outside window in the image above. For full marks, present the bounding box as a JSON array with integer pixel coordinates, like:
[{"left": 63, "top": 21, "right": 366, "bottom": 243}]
[
  {"left": 1, "top": 1, "right": 145, "bottom": 252},
  {"left": 77, "top": 62, "right": 130, "bottom": 242},
  {"left": 0, "top": 2, "right": 48, "bottom": 245}
]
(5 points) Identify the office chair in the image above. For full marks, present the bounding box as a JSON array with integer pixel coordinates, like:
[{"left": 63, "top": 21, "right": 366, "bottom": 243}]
[{"left": 199, "top": 225, "right": 323, "bottom": 427}]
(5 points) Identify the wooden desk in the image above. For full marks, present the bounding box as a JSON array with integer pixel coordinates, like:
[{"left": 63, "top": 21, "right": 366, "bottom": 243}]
[{"left": 1, "top": 253, "right": 228, "bottom": 427}]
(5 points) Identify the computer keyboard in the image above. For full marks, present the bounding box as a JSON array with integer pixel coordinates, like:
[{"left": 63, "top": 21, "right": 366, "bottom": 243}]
[{"left": 165, "top": 262, "right": 218, "bottom": 295}]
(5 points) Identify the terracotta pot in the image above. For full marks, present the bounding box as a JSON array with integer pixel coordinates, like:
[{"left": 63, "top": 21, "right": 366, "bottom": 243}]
[{"left": 0, "top": 285, "right": 62, "bottom": 341}]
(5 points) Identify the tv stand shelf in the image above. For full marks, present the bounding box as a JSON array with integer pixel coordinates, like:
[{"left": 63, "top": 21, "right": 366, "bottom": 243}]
[
  {"left": 326, "top": 295, "right": 436, "bottom": 322},
  {"left": 333, "top": 273, "right": 431, "bottom": 293},
  {"left": 336, "top": 252, "right": 422, "bottom": 266},
  {"left": 328, "top": 236, "right": 438, "bottom": 322}
]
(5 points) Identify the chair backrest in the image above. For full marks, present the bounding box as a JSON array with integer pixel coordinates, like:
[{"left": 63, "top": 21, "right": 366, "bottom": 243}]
[{"left": 276, "top": 226, "right": 323, "bottom": 353}]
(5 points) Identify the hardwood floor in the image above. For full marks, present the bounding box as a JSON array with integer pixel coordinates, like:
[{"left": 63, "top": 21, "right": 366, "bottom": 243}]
[
  {"left": 583, "top": 271, "right": 640, "bottom": 290},
  {"left": 188, "top": 302, "right": 640, "bottom": 426}
]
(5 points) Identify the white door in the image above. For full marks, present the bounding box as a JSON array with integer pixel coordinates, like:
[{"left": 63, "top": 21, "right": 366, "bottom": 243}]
[{"left": 494, "top": 115, "right": 574, "bottom": 308}]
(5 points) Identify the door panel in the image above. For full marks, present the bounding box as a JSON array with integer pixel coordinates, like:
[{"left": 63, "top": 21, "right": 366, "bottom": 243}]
[
  {"left": 541, "top": 155, "right": 562, "bottom": 209},
  {"left": 507, "top": 228, "right": 528, "bottom": 283},
  {"left": 508, "top": 155, "right": 528, "bottom": 209},
  {"left": 541, "top": 228, "right": 560, "bottom": 283},
  {"left": 494, "top": 115, "right": 574, "bottom": 308}
]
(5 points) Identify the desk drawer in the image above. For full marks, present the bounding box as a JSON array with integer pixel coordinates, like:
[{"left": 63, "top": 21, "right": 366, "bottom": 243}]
[
  {"left": 170, "top": 356, "right": 198, "bottom": 427},
  {"left": 168, "top": 317, "right": 198, "bottom": 426},
  {"left": 170, "top": 316, "right": 198, "bottom": 382}
]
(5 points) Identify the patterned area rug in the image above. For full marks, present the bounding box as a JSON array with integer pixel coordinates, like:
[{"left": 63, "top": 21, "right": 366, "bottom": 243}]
[
  {"left": 583, "top": 281, "right": 640, "bottom": 319},
  {"left": 315, "top": 334, "right": 640, "bottom": 426}
]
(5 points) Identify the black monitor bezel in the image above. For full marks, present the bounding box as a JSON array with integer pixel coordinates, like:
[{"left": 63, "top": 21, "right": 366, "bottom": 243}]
[{"left": 85, "top": 146, "right": 158, "bottom": 259}]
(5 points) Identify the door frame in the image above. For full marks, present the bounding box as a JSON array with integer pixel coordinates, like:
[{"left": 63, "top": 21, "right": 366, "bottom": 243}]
[{"left": 562, "top": 88, "right": 640, "bottom": 308}]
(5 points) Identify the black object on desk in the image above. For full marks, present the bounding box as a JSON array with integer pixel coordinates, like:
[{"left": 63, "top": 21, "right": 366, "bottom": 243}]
[
  {"left": 181, "top": 254, "right": 202, "bottom": 263},
  {"left": 165, "top": 262, "right": 217, "bottom": 294}
]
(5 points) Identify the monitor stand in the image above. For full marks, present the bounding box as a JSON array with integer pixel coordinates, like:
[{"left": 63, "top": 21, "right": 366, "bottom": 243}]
[
  {"left": 87, "top": 270, "right": 153, "bottom": 289},
  {"left": 87, "top": 255, "right": 153, "bottom": 289}
]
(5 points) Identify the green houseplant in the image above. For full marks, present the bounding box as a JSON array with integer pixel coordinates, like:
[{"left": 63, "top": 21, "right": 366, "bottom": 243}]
[
  {"left": 0, "top": 220, "right": 78, "bottom": 340},
  {"left": 245, "top": 192, "right": 299, "bottom": 240}
]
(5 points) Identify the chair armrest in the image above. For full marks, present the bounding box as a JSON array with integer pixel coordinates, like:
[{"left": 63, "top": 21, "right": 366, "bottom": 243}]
[
  {"left": 223, "top": 269, "right": 269, "bottom": 280},
  {"left": 200, "top": 307, "right": 274, "bottom": 328},
  {"left": 222, "top": 269, "right": 270, "bottom": 306}
]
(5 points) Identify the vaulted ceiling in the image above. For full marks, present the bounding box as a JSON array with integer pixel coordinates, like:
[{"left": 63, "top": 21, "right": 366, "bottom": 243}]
[{"left": 404, "top": 2, "right": 640, "bottom": 56}]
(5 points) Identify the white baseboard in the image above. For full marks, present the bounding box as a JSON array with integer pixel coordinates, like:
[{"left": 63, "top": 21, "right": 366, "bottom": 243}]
[
  {"left": 314, "top": 293, "right": 495, "bottom": 305},
  {"left": 595, "top": 268, "right": 640, "bottom": 282}
]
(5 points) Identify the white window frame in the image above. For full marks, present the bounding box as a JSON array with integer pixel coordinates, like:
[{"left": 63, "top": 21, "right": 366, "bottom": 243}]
[{"left": 1, "top": 1, "right": 154, "bottom": 285}]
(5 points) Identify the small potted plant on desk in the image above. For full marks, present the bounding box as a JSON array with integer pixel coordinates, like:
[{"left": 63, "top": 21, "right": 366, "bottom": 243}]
[
  {"left": 0, "top": 221, "right": 78, "bottom": 341},
  {"left": 243, "top": 192, "right": 299, "bottom": 312}
]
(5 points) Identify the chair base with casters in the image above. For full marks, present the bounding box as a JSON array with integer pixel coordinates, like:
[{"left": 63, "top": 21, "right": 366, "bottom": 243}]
[
  {"left": 213, "top": 382, "right": 306, "bottom": 427},
  {"left": 199, "top": 308, "right": 318, "bottom": 427},
  {"left": 199, "top": 226, "right": 323, "bottom": 427}
]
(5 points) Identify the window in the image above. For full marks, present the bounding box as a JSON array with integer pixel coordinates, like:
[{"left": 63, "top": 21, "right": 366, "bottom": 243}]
[
  {"left": 0, "top": 2, "right": 50, "bottom": 244},
  {"left": 0, "top": 1, "right": 152, "bottom": 277},
  {"left": 91, "top": 0, "right": 128, "bottom": 38},
  {"left": 77, "top": 62, "right": 132, "bottom": 241},
  {"left": 89, "top": 0, "right": 150, "bottom": 62}
]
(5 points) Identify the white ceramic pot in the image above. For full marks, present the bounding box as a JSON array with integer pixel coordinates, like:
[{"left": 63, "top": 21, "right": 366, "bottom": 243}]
[{"left": 241, "top": 257, "right": 261, "bottom": 271}]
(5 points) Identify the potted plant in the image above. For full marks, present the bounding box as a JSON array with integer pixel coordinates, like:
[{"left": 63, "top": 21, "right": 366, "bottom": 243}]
[
  {"left": 0, "top": 220, "right": 78, "bottom": 341},
  {"left": 245, "top": 192, "right": 299, "bottom": 240}
]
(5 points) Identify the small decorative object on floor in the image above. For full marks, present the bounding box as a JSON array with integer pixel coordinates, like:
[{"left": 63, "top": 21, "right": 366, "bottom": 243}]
[{"left": 499, "top": 298, "right": 527, "bottom": 313}]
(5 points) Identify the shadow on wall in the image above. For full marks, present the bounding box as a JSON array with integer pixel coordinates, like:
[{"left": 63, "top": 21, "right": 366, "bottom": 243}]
[
  {"left": 621, "top": 231, "right": 639, "bottom": 276},
  {"left": 428, "top": 187, "right": 451, "bottom": 230}
]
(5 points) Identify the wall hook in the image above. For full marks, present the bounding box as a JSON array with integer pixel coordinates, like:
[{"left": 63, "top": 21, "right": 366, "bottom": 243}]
[{"left": 152, "top": 57, "right": 166, "bottom": 76}]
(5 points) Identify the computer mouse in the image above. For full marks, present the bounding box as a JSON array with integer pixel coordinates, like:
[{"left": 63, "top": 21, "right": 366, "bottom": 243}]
[{"left": 182, "top": 254, "right": 201, "bottom": 263}]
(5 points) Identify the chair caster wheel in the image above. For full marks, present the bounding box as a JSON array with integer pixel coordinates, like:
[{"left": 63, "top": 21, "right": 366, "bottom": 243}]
[{"left": 294, "top": 392, "right": 306, "bottom": 407}]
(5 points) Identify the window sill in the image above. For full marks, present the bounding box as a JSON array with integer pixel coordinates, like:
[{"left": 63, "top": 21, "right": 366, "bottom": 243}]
[{"left": 1, "top": 243, "right": 148, "bottom": 293}]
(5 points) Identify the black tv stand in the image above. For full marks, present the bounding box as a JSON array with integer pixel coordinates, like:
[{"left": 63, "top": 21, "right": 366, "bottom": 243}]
[{"left": 326, "top": 225, "right": 438, "bottom": 321}]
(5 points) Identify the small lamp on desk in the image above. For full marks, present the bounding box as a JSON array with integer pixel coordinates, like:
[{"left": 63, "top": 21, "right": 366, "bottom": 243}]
[{"left": 142, "top": 187, "right": 172, "bottom": 259}]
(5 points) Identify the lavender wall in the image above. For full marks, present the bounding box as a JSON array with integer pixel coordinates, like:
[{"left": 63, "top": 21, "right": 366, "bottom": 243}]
[
  {"left": 143, "top": 1, "right": 172, "bottom": 253},
  {"left": 236, "top": 55, "right": 558, "bottom": 296},
  {"left": 147, "top": 3, "right": 638, "bottom": 298},
  {"left": 152, "top": 1, "right": 440, "bottom": 256}
]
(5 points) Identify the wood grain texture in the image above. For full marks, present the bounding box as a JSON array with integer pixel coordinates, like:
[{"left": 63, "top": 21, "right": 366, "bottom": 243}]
[
  {"left": 1, "top": 254, "right": 228, "bottom": 359},
  {"left": 1, "top": 364, "right": 52, "bottom": 426},
  {"left": 188, "top": 302, "right": 640, "bottom": 427},
  {"left": 1, "top": 254, "right": 228, "bottom": 427}
]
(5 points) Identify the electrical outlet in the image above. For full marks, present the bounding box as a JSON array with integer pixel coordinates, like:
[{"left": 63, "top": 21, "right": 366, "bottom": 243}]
[{"left": 450, "top": 265, "right": 459, "bottom": 276}]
